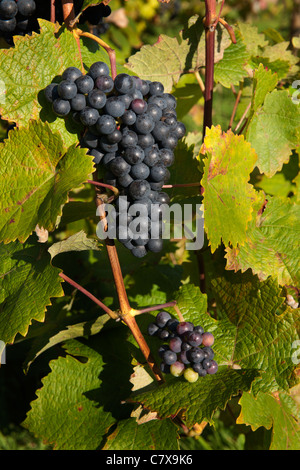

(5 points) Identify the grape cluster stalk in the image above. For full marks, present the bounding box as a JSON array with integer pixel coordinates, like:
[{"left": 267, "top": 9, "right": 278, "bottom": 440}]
[
  {"left": 45, "top": 61, "right": 186, "bottom": 258},
  {"left": 148, "top": 311, "right": 218, "bottom": 382}
]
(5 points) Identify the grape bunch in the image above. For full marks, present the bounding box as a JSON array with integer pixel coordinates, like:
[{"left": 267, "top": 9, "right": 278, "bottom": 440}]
[
  {"left": 44, "top": 62, "right": 186, "bottom": 258},
  {"left": 0, "top": 0, "right": 37, "bottom": 43},
  {"left": 147, "top": 311, "right": 218, "bottom": 383}
]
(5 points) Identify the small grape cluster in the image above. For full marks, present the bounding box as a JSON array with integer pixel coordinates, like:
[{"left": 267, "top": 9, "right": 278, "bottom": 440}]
[
  {"left": 44, "top": 62, "right": 185, "bottom": 258},
  {"left": 0, "top": 0, "right": 37, "bottom": 43},
  {"left": 80, "top": 2, "right": 111, "bottom": 34},
  {"left": 147, "top": 311, "right": 218, "bottom": 383}
]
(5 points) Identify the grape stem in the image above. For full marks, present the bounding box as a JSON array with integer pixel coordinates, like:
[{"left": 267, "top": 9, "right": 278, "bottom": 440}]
[
  {"left": 50, "top": 0, "right": 56, "bottom": 23},
  {"left": 74, "top": 28, "right": 117, "bottom": 80},
  {"left": 172, "top": 304, "right": 185, "bottom": 322},
  {"left": 137, "top": 301, "right": 178, "bottom": 314},
  {"left": 58, "top": 272, "right": 118, "bottom": 319},
  {"left": 86, "top": 179, "right": 119, "bottom": 196}
]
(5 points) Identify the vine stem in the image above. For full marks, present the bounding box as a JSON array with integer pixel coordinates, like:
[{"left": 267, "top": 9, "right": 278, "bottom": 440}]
[
  {"left": 59, "top": 272, "right": 118, "bottom": 319},
  {"left": 62, "top": 0, "right": 164, "bottom": 384},
  {"left": 86, "top": 179, "right": 119, "bottom": 196},
  {"left": 202, "top": 0, "right": 217, "bottom": 139},
  {"left": 50, "top": 0, "right": 56, "bottom": 23}
]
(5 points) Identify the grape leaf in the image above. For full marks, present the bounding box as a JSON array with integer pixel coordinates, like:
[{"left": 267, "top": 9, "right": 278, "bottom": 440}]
[
  {"left": 0, "top": 236, "right": 64, "bottom": 344},
  {"left": 246, "top": 89, "right": 300, "bottom": 177},
  {"left": 48, "top": 230, "right": 100, "bottom": 259},
  {"left": 199, "top": 125, "right": 258, "bottom": 253},
  {"left": 126, "top": 16, "right": 231, "bottom": 92},
  {"left": 225, "top": 196, "right": 300, "bottom": 288},
  {"left": 129, "top": 369, "right": 258, "bottom": 428},
  {"left": 237, "top": 391, "right": 300, "bottom": 450},
  {"left": 0, "top": 20, "right": 83, "bottom": 143},
  {"left": 208, "top": 272, "right": 299, "bottom": 393},
  {"left": 214, "top": 29, "right": 249, "bottom": 88},
  {"left": 103, "top": 418, "right": 179, "bottom": 450},
  {"left": 23, "top": 331, "right": 134, "bottom": 450},
  {"left": 0, "top": 121, "right": 94, "bottom": 244}
]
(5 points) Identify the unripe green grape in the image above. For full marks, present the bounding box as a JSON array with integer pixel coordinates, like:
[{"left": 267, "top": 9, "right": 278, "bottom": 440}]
[
  {"left": 183, "top": 367, "right": 199, "bottom": 383},
  {"left": 170, "top": 361, "right": 185, "bottom": 377}
]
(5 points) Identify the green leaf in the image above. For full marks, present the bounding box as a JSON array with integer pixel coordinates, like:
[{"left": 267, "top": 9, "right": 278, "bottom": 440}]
[
  {"left": 246, "top": 89, "right": 300, "bottom": 177},
  {"left": 125, "top": 16, "right": 231, "bottom": 92},
  {"left": 199, "top": 125, "right": 258, "bottom": 253},
  {"left": 237, "top": 391, "right": 300, "bottom": 450},
  {"left": 0, "top": 236, "right": 63, "bottom": 344},
  {"left": 206, "top": 269, "right": 299, "bottom": 393},
  {"left": 23, "top": 331, "right": 134, "bottom": 450},
  {"left": 129, "top": 369, "right": 258, "bottom": 428},
  {"left": 237, "top": 21, "right": 268, "bottom": 56},
  {"left": 225, "top": 196, "right": 300, "bottom": 288},
  {"left": 48, "top": 230, "right": 100, "bottom": 259},
  {"left": 103, "top": 418, "right": 179, "bottom": 450},
  {"left": 0, "top": 121, "right": 94, "bottom": 244},
  {"left": 0, "top": 20, "right": 82, "bottom": 142},
  {"left": 250, "top": 63, "right": 278, "bottom": 113},
  {"left": 214, "top": 29, "right": 249, "bottom": 88}
]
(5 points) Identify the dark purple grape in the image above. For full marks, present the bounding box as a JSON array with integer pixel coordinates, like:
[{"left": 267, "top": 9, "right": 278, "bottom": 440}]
[
  {"left": 174, "top": 121, "right": 186, "bottom": 139},
  {"left": 147, "top": 103, "right": 163, "bottom": 122},
  {"left": 70, "top": 94, "right": 86, "bottom": 111},
  {"left": 80, "top": 107, "right": 100, "bottom": 126},
  {"left": 118, "top": 173, "right": 133, "bottom": 188},
  {"left": 0, "top": 0, "right": 18, "bottom": 19},
  {"left": 121, "top": 130, "right": 138, "bottom": 148},
  {"left": 143, "top": 146, "right": 160, "bottom": 167},
  {"left": 158, "top": 344, "right": 170, "bottom": 357},
  {"left": 134, "top": 114, "right": 155, "bottom": 134},
  {"left": 124, "top": 146, "right": 144, "bottom": 165},
  {"left": 192, "top": 363, "right": 207, "bottom": 376},
  {"left": 179, "top": 350, "right": 190, "bottom": 364},
  {"left": 194, "top": 325, "right": 204, "bottom": 335},
  {"left": 105, "top": 96, "right": 126, "bottom": 117},
  {"left": 156, "top": 311, "right": 172, "bottom": 328},
  {"left": 187, "top": 347, "right": 205, "bottom": 363},
  {"left": 166, "top": 318, "right": 179, "bottom": 333},
  {"left": 131, "top": 98, "right": 147, "bottom": 114},
  {"left": 202, "top": 346, "right": 214, "bottom": 360},
  {"left": 186, "top": 331, "right": 203, "bottom": 347},
  {"left": 106, "top": 129, "right": 122, "bottom": 144},
  {"left": 0, "top": 17, "right": 16, "bottom": 32},
  {"left": 137, "top": 133, "right": 155, "bottom": 149},
  {"left": 157, "top": 329, "right": 170, "bottom": 340},
  {"left": 75, "top": 74, "right": 94, "bottom": 94},
  {"left": 44, "top": 83, "right": 59, "bottom": 103},
  {"left": 89, "top": 149, "right": 104, "bottom": 165},
  {"left": 131, "top": 245, "right": 147, "bottom": 258},
  {"left": 109, "top": 156, "right": 131, "bottom": 177},
  {"left": 146, "top": 238, "right": 163, "bottom": 253},
  {"left": 96, "top": 115, "right": 116, "bottom": 134},
  {"left": 150, "top": 164, "right": 167, "bottom": 182},
  {"left": 159, "top": 148, "right": 174, "bottom": 167},
  {"left": 181, "top": 342, "right": 192, "bottom": 352},
  {"left": 18, "top": 0, "right": 36, "bottom": 16},
  {"left": 176, "top": 322, "right": 194, "bottom": 336},
  {"left": 149, "top": 81, "right": 164, "bottom": 96},
  {"left": 156, "top": 192, "right": 170, "bottom": 205},
  {"left": 206, "top": 360, "right": 218, "bottom": 375},
  {"left": 130, "top": 163, "right": 150, "bottom": 180},
  {"left": 57, "top": 80, "right": 77, "bottom": 100},
  {"left": 202, "top": 358, "right": 213, "bottom": 370},
  {"left": 52, "top": 98, "right": 71, "bottom": 117},
  {"left": 87, "top": 89, "right": 107, "bottom": 109},
  {"left": 62, "top": 67, "right": 83, "bottom": 82},
  {"left": 121, "top": 110, "right": 136, "bottom": 126},
  {"left": 114, "top": 73, "right": 136, "bottom": 94},
  {"left": 162, "top": 350, "right": 177, "bottom": 365},
  {"left": 88, "top": 61, "right": 110, "bottom": 80},
  {"left": 95, "top": 75, "right": 114, "bottom": 93},
  {"left": 169, "top": 336, "right": 182, "bottom": 353}
]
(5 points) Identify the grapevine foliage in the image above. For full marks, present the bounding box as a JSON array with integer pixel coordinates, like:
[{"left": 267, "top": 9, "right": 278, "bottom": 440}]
[{"left": 0, "top": 0, "right": 299, "bottom": 451}]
